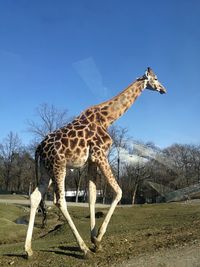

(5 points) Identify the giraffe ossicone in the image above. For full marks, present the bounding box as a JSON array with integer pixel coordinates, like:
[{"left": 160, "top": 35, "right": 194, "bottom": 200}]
[{"left": 25, "top": 67, "right": 166, "bottom": 258}]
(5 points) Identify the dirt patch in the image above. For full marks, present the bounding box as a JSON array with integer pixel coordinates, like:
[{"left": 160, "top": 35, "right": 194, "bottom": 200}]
[{"left": 116, "top": 242, "right": 200, "bottom": 267}]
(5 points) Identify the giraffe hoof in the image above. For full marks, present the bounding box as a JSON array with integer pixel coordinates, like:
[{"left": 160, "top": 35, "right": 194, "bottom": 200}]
[
  {"left": 94, "top": 243, "right": 102, "bottom": 252},
  {"left": 91, "top": 236, "right": 96, "bottom": 244},
  {"left": 92, "top": 237, "right": 102, "bottom": 252},
  {"left": 25, "top": 249, "right": 33, "bottom": 259},
  {"left": 83, "top": 249, "right": 93, "bottom": 259}
]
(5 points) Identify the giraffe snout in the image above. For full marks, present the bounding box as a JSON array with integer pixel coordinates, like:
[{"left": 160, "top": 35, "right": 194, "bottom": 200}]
[{"left": 159, "top": 87, "right": 166, "bottom": 94}]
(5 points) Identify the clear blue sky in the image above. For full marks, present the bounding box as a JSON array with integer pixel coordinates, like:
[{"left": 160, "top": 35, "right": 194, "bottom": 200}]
[{"left": 0, "top": 0, "right": 200, "bottom": 148}]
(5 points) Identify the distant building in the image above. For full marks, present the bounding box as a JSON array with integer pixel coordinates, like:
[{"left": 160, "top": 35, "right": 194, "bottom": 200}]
[{"left": 65, "top": 189, "right": 102, "bottom": 202}]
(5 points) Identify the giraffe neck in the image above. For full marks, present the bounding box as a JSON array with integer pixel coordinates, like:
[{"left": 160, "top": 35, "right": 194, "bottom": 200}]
[{"left": 97, "top": 78, "right": 146, "bottom": 128}]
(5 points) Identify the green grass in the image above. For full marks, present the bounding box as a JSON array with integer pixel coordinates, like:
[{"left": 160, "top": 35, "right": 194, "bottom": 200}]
[
  {"left": 0, "top": 194, "right": 28, "bottom": 200},
  {"left": 0, "top": 202, "right": 200, "bottom": 266},
  {"left": 0, "top": 204, "right": 28, "bottom": 245}
]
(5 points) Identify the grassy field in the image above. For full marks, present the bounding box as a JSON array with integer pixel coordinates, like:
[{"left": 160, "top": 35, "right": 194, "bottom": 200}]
[
  {"left": 0, "top": 201, "right": 200, "bottom": 266},
  {"left": 0, "top": 194, "right": 28, "bottom": 200}
]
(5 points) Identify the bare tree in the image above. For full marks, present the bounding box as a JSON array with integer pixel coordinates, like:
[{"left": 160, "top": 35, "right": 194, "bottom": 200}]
[
  {"left": 73, "top": 167, "right": 88, "bottom": 203},
  {"left": 191, "top": 145, "right": 200, "bottom": 183},
  {"left": 0, "top": 132, "right": 22, "bottom": 191},
  {"left": 27, "top": 103, "right": 69, "bottom": 140},
  {"left": 121, "top": 161, "right": 149, "bottom": 204},
  {"left": 163, "top": 144, "right": 195, "bottom": 188},
  {"left": 109, "top": 125, "right": 128, "bottom": 183},
  {"left": 120, "top": 141, "right": 167, "bottom": 204}
]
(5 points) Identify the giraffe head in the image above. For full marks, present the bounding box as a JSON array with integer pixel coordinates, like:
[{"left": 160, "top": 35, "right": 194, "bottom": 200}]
[{"left": 143, "top": 67, "right": 166, "bottom": 94}]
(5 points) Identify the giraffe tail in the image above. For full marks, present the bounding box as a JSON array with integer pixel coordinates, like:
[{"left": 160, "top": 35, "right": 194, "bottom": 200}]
[
  {"left": 35, "top": 145, "right": 40, "bottom": 186},
  {"left": 35, "top": 144, "right": 47, "bottom": 228}
]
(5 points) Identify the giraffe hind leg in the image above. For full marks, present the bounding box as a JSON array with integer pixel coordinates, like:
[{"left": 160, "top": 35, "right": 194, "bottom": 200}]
[
  {"left": 25, "top": 171, "right": 51, "bottom": 257},
  {"left": 25, "top": 184, "right": 48, "bottom": 257},
  {"left": 39, "top": 179, "right": 52, "bottom": 228},
  {"left": 39, "top": 197, "right": 47, "bottom": 228}
]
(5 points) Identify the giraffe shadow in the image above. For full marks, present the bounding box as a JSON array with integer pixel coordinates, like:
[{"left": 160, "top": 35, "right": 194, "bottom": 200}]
[
  {"left": 41, "top": 246, "right": 85, "bottom": 259},
  {"left": 3, "top": 252, "right": 27, "bottom": 259},
  {"left": 40, "top": 223, "right": 63, "bottom": 238},
  {"left": 3, "top": 246, "right": 87, "bottom": 260},
  {"left": 58, "top": 245, "right": 81, "bottom": 252}
]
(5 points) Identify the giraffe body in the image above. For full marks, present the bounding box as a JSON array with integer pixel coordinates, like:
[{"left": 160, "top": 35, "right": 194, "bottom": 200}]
[
  {"left": 38, "top": 107, "right": 113, "bottom": 170},
  {"left": 25, "top": 67, "right": 166, "bottom": 258}
]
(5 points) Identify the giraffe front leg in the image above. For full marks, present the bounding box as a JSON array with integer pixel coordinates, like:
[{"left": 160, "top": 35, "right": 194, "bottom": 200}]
[
  {"left": 89, "top": 180, "right": 103, "bottom": 252},
  {"left": 88, "top": 179, "right": 102, "bottom": 252},
  {"left": 58, "top": 196, "right": 91, "bottom": 257},
  {"left": 54, "top": 172, "right": 91, "bottom": 258},
  {"left": 88, "top": 161, "right": 98, "bottom": 248},
  {"left": 93, "top": 154, "right": 122, "bottom": 251}
]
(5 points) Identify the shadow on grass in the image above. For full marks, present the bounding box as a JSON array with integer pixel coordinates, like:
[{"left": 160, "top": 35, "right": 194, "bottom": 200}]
[
  {"left": 3, "top": 246, "right": 86, "bottom": 260},
  {"left": 40, "top": 223, "right": 63, "bottom": 238},
  {"left": 3, "top": 252, "right": 27, "bottom": 259},
  {"left": 41, "top": 246, "right": 85, "bottom": 259},
  {"left": 58, "top": 245, "right": 82, "bottom": 251}
]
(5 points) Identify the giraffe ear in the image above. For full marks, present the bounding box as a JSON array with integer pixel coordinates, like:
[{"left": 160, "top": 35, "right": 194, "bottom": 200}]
[
  {"left": 145, "top": 67, "right": 152, "bottom": 79},
  {"left": 144, "top": 70, "right": 149, "bottom": 79}
]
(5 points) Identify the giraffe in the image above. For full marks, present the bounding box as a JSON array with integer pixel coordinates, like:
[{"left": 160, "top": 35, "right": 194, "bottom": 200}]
[{"left": 25, "top": 67, "right": 166, "bottom": 258}]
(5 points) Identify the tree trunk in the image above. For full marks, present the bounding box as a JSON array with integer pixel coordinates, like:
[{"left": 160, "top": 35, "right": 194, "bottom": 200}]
[
  {"left": 75, "top": 170, "right": 82, "bottom": 203},
  {"left": 5, "top": 168, "right": 11, "bottom": 192},
  {"left": 102, "top": 182, "right": 107, "bottom": 204},
  {"left": 117, "top": 157, "right": 120, "bottom": 183},
  {"left": 132, "top": 183, "right": 139, "bottom": 205},
  {"left": 28, "top": 182, "right": 32, "bottom": 197}
]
